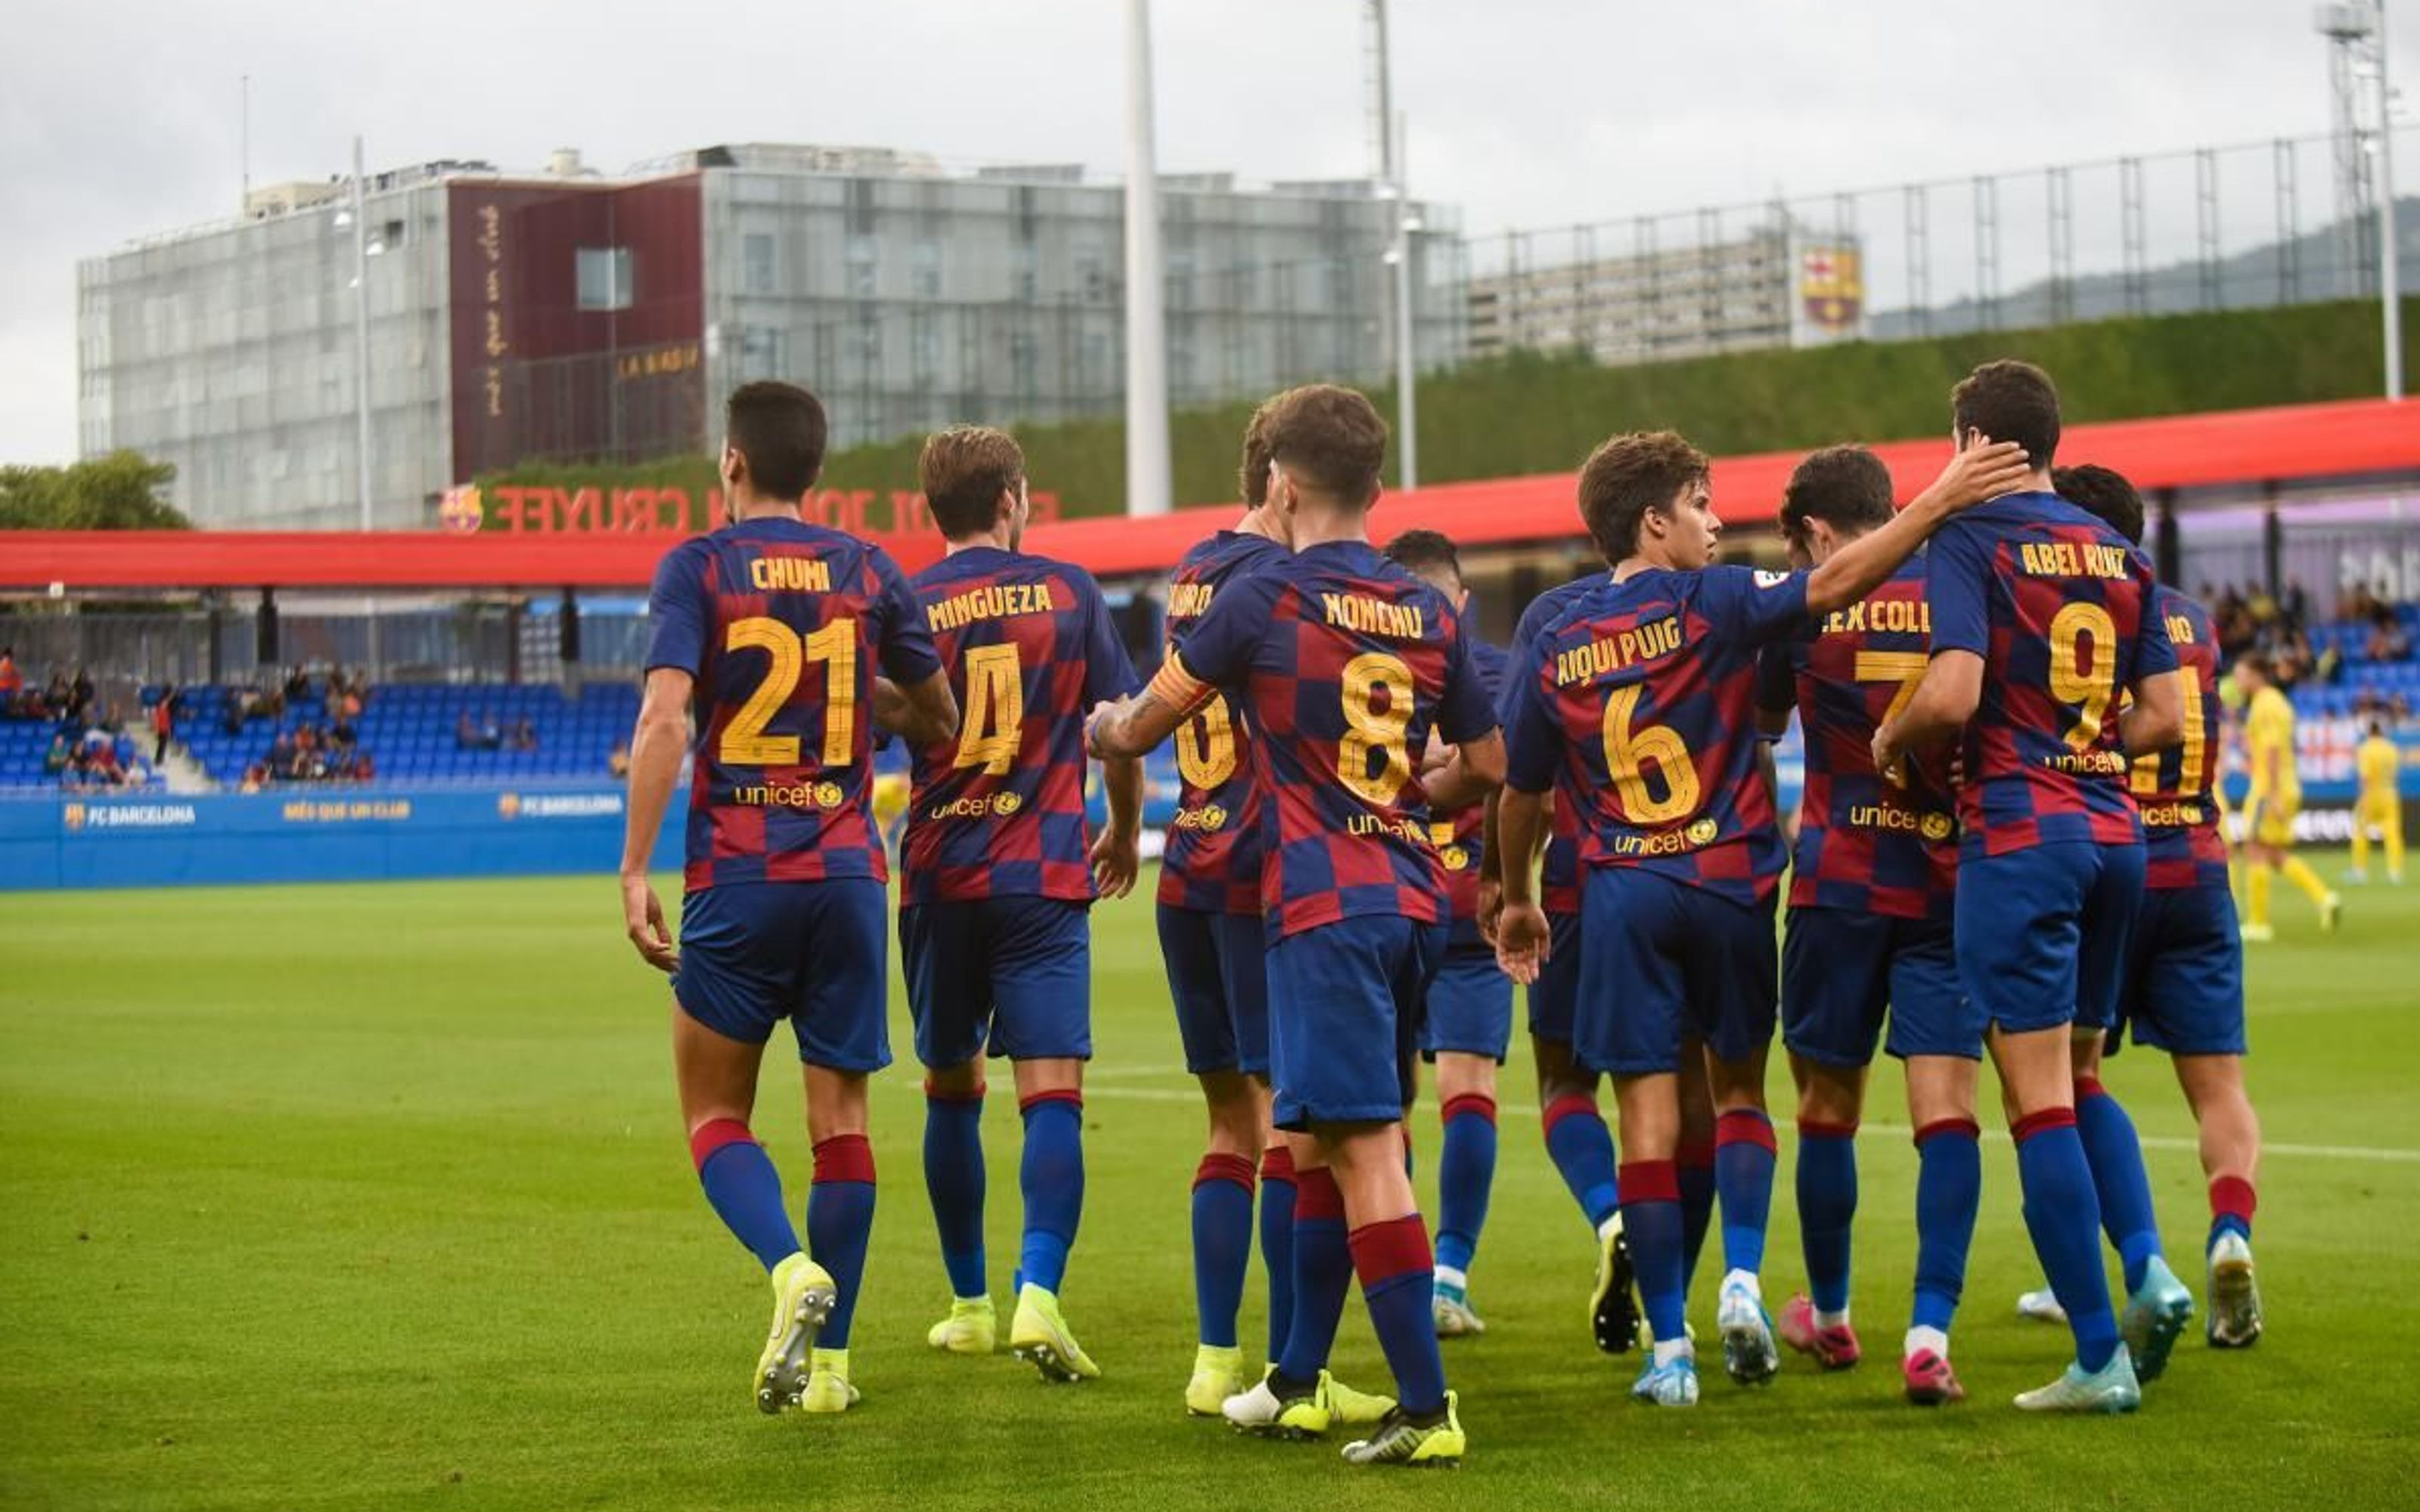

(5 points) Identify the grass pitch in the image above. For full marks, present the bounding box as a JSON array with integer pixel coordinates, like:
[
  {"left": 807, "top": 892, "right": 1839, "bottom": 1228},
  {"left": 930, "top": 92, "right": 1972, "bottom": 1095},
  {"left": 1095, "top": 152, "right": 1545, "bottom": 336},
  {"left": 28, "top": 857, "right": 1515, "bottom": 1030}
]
[{"left": 3, "top": 856, "right": 2416, "bottom": 1510}]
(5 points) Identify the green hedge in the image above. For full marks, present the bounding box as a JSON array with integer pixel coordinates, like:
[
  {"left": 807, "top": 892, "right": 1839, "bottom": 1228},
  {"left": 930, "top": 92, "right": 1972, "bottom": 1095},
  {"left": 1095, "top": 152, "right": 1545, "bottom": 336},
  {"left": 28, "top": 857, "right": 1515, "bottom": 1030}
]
[{"left": 481, "top": 297, "right": 2417, "bottom": 522}]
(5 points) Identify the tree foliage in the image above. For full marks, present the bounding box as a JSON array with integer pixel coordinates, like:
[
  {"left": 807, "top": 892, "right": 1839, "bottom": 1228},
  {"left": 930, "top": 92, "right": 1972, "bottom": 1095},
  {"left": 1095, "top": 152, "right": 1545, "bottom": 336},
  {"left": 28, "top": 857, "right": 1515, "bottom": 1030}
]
[{"left": 0, "top": 452, "right": 189, "bottom": 530}]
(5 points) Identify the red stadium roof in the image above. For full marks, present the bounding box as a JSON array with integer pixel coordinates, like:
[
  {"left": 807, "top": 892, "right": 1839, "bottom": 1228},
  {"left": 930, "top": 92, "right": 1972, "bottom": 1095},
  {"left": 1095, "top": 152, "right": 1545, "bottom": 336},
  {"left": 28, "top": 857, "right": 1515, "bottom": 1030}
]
[{"left": 6, "top": 398, "right": 2413, "bottom": 591}]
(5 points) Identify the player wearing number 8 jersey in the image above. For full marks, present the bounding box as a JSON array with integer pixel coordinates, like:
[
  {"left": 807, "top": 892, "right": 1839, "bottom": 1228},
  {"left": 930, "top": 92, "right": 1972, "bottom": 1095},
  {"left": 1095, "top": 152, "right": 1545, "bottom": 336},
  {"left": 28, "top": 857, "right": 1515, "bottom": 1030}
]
[
  {"left": 1874, "top": 362, "right": 2189, "bottom": 1414},
  {"left": 1495, "top": 428, "right": 2031, "bottom": 1408},
  {"left": 622, "top": 382, "right": 958, "bottom": 1418},
  {"left": 1091, "top": 384, "right": 1506, "bottom": 1467},
  {"left": 895, "top": 426, "right": 1144, "bottom": 1384}
]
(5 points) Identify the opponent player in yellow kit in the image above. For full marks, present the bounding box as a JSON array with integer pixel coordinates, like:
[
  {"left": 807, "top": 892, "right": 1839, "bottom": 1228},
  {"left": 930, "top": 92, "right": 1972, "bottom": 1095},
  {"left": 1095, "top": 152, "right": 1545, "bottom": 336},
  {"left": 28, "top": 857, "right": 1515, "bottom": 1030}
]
[
  {"left": 2349, "top": 719, "right": 2404, "bottom": 885},
  {"left": 2232, "top": 652, "right": 2340, "bottom": 940}
]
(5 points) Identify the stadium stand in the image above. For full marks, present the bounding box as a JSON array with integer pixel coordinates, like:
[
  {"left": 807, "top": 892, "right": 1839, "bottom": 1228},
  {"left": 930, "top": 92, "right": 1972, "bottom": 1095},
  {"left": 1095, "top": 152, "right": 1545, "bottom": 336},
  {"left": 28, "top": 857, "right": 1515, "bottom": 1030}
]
[{"left": 168, "top": 680, "right": 642, "bottom": 787}]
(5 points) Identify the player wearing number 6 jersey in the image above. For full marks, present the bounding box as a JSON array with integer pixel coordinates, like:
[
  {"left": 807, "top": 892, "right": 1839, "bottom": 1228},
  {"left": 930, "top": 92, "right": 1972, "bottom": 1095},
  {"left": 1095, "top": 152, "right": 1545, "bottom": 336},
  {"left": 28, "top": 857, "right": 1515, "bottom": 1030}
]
[
  {"left": 895, "top": 426, "right": 1144, "bottom": 1385},
  {"left": 1091, "top": 384, "right": 1506, "bottom": 1467},
  {"left": 1495, "top": 429, "right": 2031, "bottom": 1408},
  {"left": 1873, "top": 362, "right": 2188, "bottom": 1414},
  {"left": 622, "top": 382, "right": 958, "bottom": 1418}
]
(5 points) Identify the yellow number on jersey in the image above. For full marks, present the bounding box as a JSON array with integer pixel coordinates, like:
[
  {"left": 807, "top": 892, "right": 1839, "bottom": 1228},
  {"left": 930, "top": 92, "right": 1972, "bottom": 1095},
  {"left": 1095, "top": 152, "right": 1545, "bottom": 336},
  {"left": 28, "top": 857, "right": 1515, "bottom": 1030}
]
[
  {"left": 1854, "top": 650, "right": 1930, "bottom": 786},
  {"left": 1337, "top": 652, "right": 1414, "bottom": 804},
  {"left": 1600, "top": 683, "right": 1701, "bottom": 823},
  {"left": 2131, "top": 671, "right": 2206, "bottom": 795},
  {"left": 717, "top": 615, "right": 857, "bottom": 767},
  {"left": 954, "top": 643, "right": 1025, "bottom": 774},
  {"left": 1176, "top": 696, "right": 1238, "bottom": 789},
  {"left": 2046, "top": 602, "right": 2118, "bottom": 752}
]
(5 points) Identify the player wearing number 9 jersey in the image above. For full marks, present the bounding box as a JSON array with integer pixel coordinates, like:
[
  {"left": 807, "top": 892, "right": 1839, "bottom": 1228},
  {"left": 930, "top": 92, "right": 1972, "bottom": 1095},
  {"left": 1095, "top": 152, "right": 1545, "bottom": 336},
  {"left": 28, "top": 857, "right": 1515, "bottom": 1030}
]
[
  {"left": 895, "top": 426, "right": 1143, "bottom": 1384},
  {"left": 1495, "top": 427, "right": 2032, "bottom": 1408},
  {"left": 1874, "top": 361, "right": 2188, "bottom": 1414},
  {"left": 622, "top": 381, "right": 957, "bottom": 1420},
  {"left": 1090, "top": 385, "right": 1506, "bottom": 1467}
]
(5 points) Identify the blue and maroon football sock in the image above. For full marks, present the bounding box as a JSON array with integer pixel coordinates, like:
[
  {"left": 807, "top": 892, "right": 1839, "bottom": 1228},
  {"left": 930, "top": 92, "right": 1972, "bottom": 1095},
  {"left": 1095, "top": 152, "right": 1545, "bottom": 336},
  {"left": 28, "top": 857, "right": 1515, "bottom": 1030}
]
[
  {"left": 1017, "top": 1090, "right": 1084, "bottom": 1295},
  {"left": 1350, "top": 1214, "right": 1448, "bottom": 1415},
  {"left": 1677, "top": 1139, "right": 1717, "bottom": 1290},
  {"left": 1795, "top": 1118, "right": 1858, "bottom": 1317},
  {"left": 1541, "top": 1091, "right": 1623, "bottom": 1230},
  {"left": 1259, "top": 1145, "right": 1298, "bottom": 1362},
  {"left": 2013, "top": 1107, "right": 2119, "bottom": 1372},
  {"left": 2075, "top": 1076, "right": 2164, "bottom": 1294},
  {"left": 2208, "top": 1175, "right": 2256, "bottom": 1250},
  {"left": 1275, "top": 1165, "right": 1351, "bottom": 1388},
  {"left": 922, "top": 1080, "right": 988, "bottom": 1298},
  {"left": 1714, "top": 1108, "right": 1777, "bottom": 1281},
  {"left": 1190, "top": 1152, "right": 1256, "bottom": 1349},
  {"left": 1619, "top": 1160, "right": 1688, "bottom": 1348},
  {"left": 1911, "top": 1117, "right": 1982, "bottom": 1335},
  {"left": 1435, "top": 1093, "right": 1498, "bottom": 1280},
  {"left": 690, "top": 1119, "right": 801, "bottom": 1272},
  {"left": 807, "top": 1133, "right": 876, "bottom": 1348}
]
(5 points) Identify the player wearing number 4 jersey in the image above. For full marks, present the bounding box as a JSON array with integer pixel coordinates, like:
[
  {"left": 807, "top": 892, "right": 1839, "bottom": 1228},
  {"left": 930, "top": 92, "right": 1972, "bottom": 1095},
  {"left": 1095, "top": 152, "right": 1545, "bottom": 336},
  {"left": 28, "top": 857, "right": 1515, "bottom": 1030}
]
[
  {"left": 895, "top": 426, "right": 1145, "bottom": 1385},
  {"left": 622, "top": 382, "right": 959, "bottom": 1418},
  {"left": 1874, "top": 362, "right": 2189, "bottom": 1414},
  {"left": 1092, "top": 384, "right": 1506, "bottom": 1467},
  {"left": 1496, "top": 428, "right": 2032, "bottom": 1408}
]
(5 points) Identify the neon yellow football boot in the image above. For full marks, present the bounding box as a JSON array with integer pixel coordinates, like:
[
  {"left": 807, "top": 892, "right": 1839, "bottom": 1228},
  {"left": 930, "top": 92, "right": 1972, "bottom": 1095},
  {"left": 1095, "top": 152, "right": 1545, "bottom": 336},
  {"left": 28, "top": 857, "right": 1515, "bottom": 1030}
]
[
  {"left": 799, "top": 1347, "right": 860, "bottom": 1414},
  {"left": 926, "top": 1296, "right": 997, "bottom": 1356},
  {"left": 755, "top": 1253, "right": 837, "bottom": 1414},
  {"left": 1009, "top": 1283, "right": 1101, "bottom": 1382}
]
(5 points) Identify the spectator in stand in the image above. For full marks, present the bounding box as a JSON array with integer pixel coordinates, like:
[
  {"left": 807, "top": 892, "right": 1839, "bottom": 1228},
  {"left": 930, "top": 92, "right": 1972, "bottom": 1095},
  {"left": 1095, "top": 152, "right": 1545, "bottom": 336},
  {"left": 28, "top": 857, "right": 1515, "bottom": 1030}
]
[
  {"left": 352, "top": 748, "right": 376, "bottom": 782},
  {"left": 608, "top": 740, "right": 631, "bottom": 780},
  {"left": 2368, "top": 608, "right": 2411, "bottom": 664},
  {"left": 507, "top": 717, "right": 538, "bottom": 752},
  {"left": 240, "top": 761, "right": 268, "bottom": 794},
  {"left": 68, "top": 668, "right": 95, "bottom": 723},
  {"left": 2341, "top": 583, "right": 2383, "bottom": 624},
  {"left": 284, "top": 667, "right": 311, "bottom": 705},
  {"left": 2282, "top": 578, "right": 2311, "bottom": 631},
  {"left": 42, "top": 730, "right": 70, "bottom": 776},
  {"left": 268, "top": 727, "right": 298, "bottom": 778},
  {"left": 150, "top": 684, "right": 178, "bottom": 764},
  {"left": 41, "top": 669, "right": 70, "bottom": 719},
  {"left": 456, "top": 710, "right": 503, "bottom": 751},
  {"left": 0, "top": 646, "right": 20, "bottom": 702}
]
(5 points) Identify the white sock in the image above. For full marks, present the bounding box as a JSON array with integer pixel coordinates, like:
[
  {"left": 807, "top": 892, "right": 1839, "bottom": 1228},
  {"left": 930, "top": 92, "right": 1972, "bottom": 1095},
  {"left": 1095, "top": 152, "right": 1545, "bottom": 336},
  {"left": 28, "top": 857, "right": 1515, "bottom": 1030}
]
[
  {"left": 1816, "top": 1306, "right": 1851, "bottom": 1330},
  {"left": 1434, "top": 1265, "right": 1469, "bottom": 1292},
  {"left": 1722, "top": 1267, "right": 1761, "bottom": 1300},
  {"left": 1653, "top": 1337, "right": 1693, "bottom": 1367},
  {"left": 1905, "top": 1325, "right": 1950, "bottom": 1361},
  {"left": 1597, "top": 1213, "right": 1624, "bottom": 1243}
]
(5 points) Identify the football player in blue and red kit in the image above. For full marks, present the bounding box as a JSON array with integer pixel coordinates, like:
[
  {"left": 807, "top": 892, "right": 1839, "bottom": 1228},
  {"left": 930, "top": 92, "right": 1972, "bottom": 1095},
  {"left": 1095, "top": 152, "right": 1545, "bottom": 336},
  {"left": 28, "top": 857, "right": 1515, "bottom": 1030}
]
[
  {"left": 1874, "top": 361, "right": 2188, "bottom": 1413},
  {"left": 1754, "top": 445, "right": 1983, "bottom": 1405},
  {"left": 1496, "top": 429, "right": 2029, "bottom": 1407},
  {"left": 895, "top": 426, "right": 1145, "bottom": 1383},
  {"left": 1091, "top": 384, "right": 1506, "bottom": 1467},
  {"left": 621, "top": 381, "right": 960, "bottom": 1417}
]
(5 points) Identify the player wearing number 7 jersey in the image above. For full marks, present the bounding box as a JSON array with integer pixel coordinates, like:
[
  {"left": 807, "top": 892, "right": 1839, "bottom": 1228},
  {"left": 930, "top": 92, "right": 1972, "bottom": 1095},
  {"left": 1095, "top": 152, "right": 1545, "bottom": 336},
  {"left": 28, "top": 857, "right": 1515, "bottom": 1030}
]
[
  {"left": 1494, "top": 428, "right": 2031, "bottom": 1408},
  {"left": 1090, "top": 384, "right": 1506, "bottom": 1467},
  {"left": 622, "top": 381, "right": 958, "bottom": 1419},
  {"left": 895, "top": 426, "right": 1145, "bottom": 1385},
  {"left": 1873, "top": 362, "right": 2188, "bottom": 1414}
]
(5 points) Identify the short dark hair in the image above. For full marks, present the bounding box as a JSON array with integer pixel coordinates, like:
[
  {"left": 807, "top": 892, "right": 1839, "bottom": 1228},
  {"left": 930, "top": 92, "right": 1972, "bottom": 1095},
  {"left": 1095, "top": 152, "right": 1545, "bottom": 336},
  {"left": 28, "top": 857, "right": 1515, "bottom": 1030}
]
[
  {"left": 1264, "top": 384, "right": 1388, "bottom": 507},
  {"left": 1239, "top": 397, "right": 1278, "bottom": 507},
  {"left": 1577, "top": 431, "right": 1709, "bottom": 565},
  {"left": 2052, "top": 463, "right": 2145, "bottom": 545},
  {"left": 1779, "top": 445, "right": 1894, "bottom": 543},
  {"left": 2236, "top": 650, "right": 2273, "bottom": 680},
  {"left": 1382, "top": 528, "right": 1463, "bottom": 588},
  {"left": 919, "top": 425, "right": 1026, "bottom": 540},
  {"left": 724, "top": 381, "right": 829, "bottom": 500},
  {"left": 2371, "top": 717, "right": 2387, "bottom": 738},
  {"left": 1950, "top": 359, "right": 2061, "bottom": 469}
]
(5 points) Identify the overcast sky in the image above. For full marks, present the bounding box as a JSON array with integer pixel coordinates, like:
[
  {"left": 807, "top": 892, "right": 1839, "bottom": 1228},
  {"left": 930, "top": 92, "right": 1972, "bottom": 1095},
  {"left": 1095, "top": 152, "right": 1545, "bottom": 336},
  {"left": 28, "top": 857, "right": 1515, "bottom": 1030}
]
[{"left": 4, "top": 0, "right": 2412, "bottom": 463}]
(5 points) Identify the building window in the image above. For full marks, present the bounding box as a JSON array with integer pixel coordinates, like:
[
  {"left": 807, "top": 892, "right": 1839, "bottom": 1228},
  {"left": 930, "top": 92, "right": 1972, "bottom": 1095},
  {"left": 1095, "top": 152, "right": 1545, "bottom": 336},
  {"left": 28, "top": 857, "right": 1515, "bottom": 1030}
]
[
  {"left": 846, "top": 236, "right": 878, "bottom": 299},
  {"left": 1010, "top": 243, "right": 1038, "bottom": 304},
  {"left": 742, "top": 234, "right": 777, "bottom": 296},
  {"left": 576, "top": 247, "right": 634, "bottom": 311},
  {"left": 911, "top": 240, "right": 942, "bottom": 299}
]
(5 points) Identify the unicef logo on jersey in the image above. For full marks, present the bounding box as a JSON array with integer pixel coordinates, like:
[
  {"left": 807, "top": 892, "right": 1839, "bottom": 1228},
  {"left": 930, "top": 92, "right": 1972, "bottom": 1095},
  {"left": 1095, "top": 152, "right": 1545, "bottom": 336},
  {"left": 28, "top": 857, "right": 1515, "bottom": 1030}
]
[
  {"left": 991, "top": 791, "right": 1023, "bottom": 817},
  {"left": 1686, "top": 818, "right": 1720, "bottom": 847},
  {"left": 1919, "top": 812, "right": 1955, "bottom": 842},
  {"left": 1171, "top": 804, "right": 1227, "bottom": 832},
  {"left": 1438, "top": 844, "right": 1470, "bottom": 872}
]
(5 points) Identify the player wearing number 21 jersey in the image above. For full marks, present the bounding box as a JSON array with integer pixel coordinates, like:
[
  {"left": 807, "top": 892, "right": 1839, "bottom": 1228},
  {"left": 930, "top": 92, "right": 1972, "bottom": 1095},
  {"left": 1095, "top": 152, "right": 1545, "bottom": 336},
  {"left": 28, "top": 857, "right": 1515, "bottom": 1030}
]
[
  {"left": 896, "top": 426, "right": 1143, "bottom": 1386},
  {"left": 1495, "top": 427, "right": 2031, "bottom": 1408},
  {"left": 623, "top": 381, "right": 956, "bottom": 1420},
  {"left": 1090, "top": 384, "right": 1505, "bottom": 1467}
]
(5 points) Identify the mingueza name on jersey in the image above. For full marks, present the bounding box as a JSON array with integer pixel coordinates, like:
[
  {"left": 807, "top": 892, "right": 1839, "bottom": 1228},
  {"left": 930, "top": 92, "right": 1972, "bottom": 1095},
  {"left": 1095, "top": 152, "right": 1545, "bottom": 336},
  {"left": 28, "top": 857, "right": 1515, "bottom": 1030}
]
[
  {"left": 750, "top": 557, "right": 833, "bottom": 593},
  {"left": 1321, "top": 593, "right": 1427, "bottom": 639},
  {"left": 2017, "top": 541, "right": 2131, "bottom": 580},
  {"left": 927, "top": 581, "right": 1057, "bottom": 631},
  {"left": 734, "top": 780, "right": 845, "bottom": 809},
  {"left": 2139, "top": 800, "right": 2211, "bottom": 828},
  {"left": 1556, "top": 615, "right": 1682, "bottom": 685},
  {"left": 1848, "top": 802, "right": 1956, "bottom": 841},
  {"left": 2043, "top": 749, "right": 2129, "bottom": 775},
  {"left": 1347, "top": 811, "right": 1431, "bottom": 842},
  {"left": 1820, "top": 598, "right": 1931, "bottom": 636}
]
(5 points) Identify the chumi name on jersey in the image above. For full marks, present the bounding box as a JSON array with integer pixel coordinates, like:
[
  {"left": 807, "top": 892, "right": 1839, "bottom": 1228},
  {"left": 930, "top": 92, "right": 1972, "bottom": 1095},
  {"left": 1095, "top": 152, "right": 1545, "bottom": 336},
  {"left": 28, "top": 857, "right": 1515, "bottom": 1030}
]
[
  {"left": 1321, "top": 593, "right": 1426, "bottom": 638},
  {"left": 1556, "top": 615, "right": 1681, "bottom": 685},
  {"left": 750, "top": 557, "right": 833, "bottom": 593},
  {"left": 926, "top": 581, "right": 1057, "bottom": 631},
  {"left": 1821, "top": 597, "right": 1931, "bottom": 637},
  {"left": 2017, "top": 541, "right": 2130, "bottom": 579},
  {"left": 1167, "top": 582, "right": 1215, "bottom": 621}
]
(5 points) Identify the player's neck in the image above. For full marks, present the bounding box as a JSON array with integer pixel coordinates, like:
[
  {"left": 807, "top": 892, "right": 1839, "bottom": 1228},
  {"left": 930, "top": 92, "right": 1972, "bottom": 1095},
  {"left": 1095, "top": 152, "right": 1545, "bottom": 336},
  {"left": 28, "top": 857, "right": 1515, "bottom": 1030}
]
[
  {"left": 1234, "top": 505, "right": 1281, "bottom": 541},
  {"left": 729, "top": 494, "right": 803, "bottom": 523},
  {"left": 943, "top": 527, "right": 1014, "bottom": 556},
  {"left": 1612, "top": 546, "right": 1691, "bottom": 581},
  {"left": 1286, "top": 498, "right": 1368, "bottom": 551}
]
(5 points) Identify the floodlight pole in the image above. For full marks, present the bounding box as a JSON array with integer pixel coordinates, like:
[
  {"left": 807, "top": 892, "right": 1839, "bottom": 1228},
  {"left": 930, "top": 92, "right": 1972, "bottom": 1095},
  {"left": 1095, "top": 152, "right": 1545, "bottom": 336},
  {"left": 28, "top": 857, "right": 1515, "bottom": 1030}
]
[
  {"left": 352, "top": 136, "right": 381, "bottom": 672},
  {"left": 1122, "top": 0, "right": 1172, "bottom": 516},
  {"left": 2378, "top": 2, "right": 2403, "bottom": 399},
  {"left": 1392, "top": 113, "right": 1419, "bottom": 491}
]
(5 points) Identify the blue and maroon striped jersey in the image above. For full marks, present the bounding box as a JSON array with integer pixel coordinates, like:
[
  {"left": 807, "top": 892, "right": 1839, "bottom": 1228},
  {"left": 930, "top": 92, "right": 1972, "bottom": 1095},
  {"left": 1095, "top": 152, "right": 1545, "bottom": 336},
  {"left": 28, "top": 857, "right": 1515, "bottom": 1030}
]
[
  {"left": 1171, "top": 540, "right": 1500, "bottom": 940},
  {"left": 900, "top": 547, "right": 1139, "bottom": 906},
  {"left": 1435, "top": 636, "right": 1509, "bottom": 947},
  {"left": 1505, "top": 565, "right": 1807, "bottom": 907},
  {"left": 1156, "top": 530, "right": 1288, "bottom": 916},
  {"left": 1925, "top": 493, "right": 2178, "bottom": 858},
  {"left": 2130, "top": 586, "right": 2226, "bottom": 891},
  {"left": 1755, "top": 556, "right": 1958, "bottom": 921},
  {"left": 644, "top": 517, "right": 941, "bottom": 893},
  {"left": 1509, "top": 575, "right": 1605, "bottom": 917}
]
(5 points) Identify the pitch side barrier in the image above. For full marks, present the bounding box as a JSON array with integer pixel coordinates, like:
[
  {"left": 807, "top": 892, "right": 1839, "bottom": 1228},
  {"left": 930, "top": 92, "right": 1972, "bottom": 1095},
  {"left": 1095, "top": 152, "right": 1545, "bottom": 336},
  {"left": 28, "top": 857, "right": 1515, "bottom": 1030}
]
[{"left": 0, "top": 785, "right": 681, "bottom": 891}]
